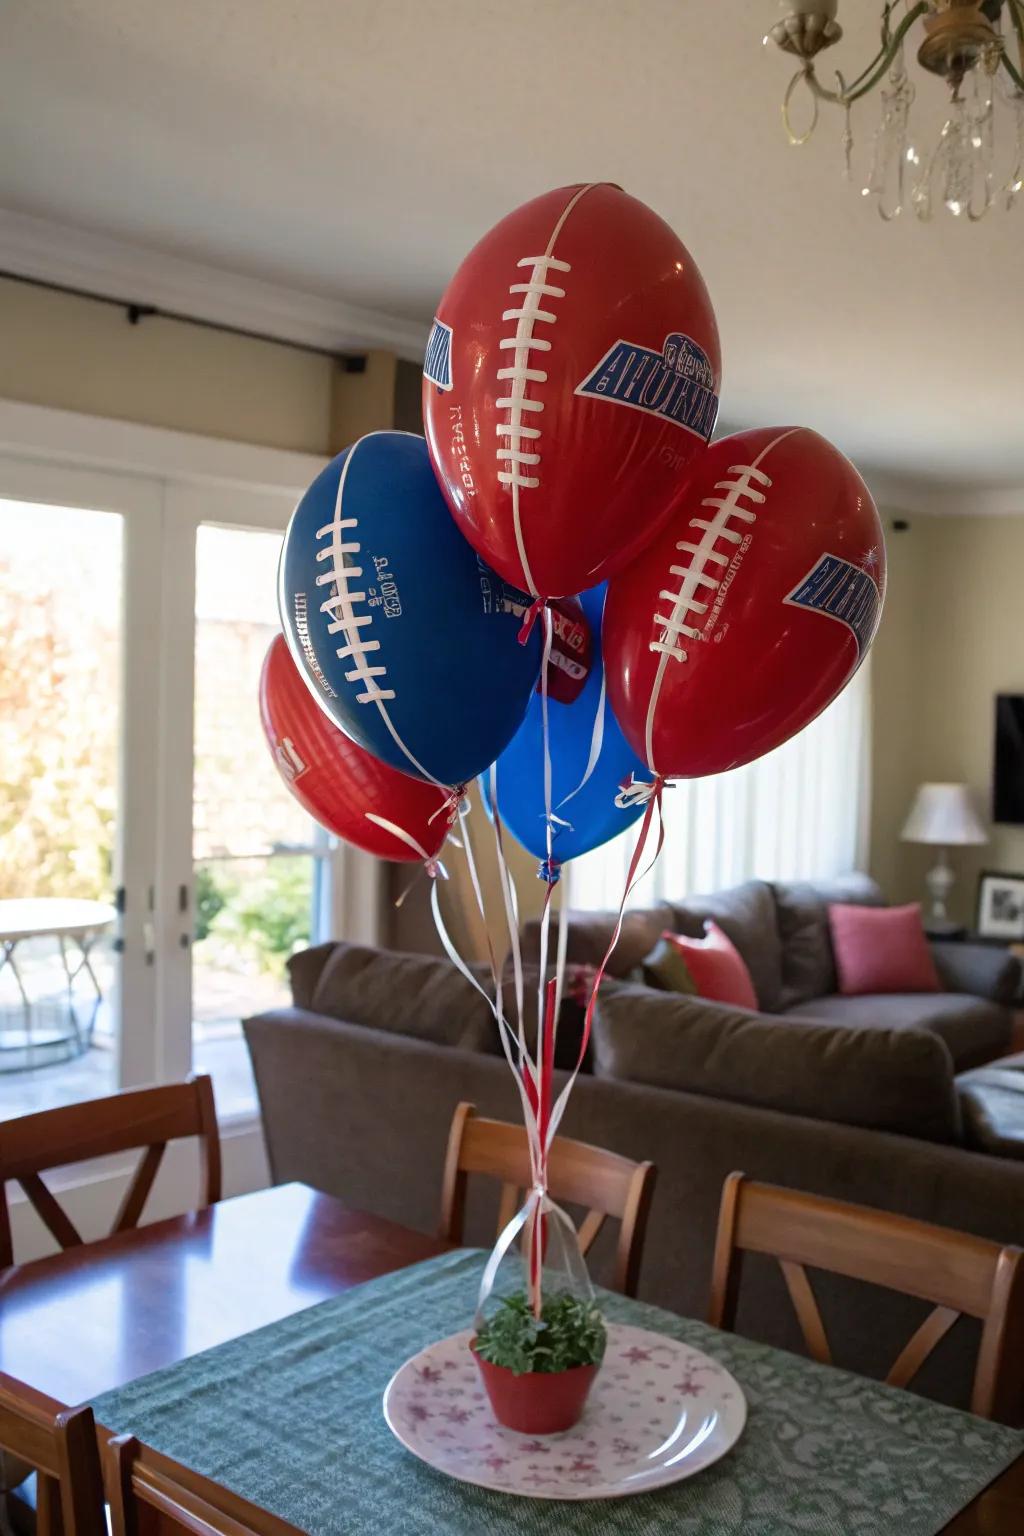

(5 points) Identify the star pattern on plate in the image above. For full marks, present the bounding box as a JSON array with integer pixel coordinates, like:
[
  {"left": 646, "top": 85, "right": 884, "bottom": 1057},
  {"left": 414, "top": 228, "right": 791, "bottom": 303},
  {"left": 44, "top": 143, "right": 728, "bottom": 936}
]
[{"left": 383, "top": 1324, "right": 746, "bottom": 1499}]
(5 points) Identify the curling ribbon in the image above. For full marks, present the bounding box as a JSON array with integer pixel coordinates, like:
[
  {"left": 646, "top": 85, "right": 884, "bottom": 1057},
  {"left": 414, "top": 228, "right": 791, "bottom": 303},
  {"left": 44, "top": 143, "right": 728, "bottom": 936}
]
[
  {"left": 366, "top": 812, "right": 450, "bottom": 908},
  {"left": 474, "top": 1185, "right": 594, "bottom": 1331},
  {"left": 547, "top": 778, "right": 666, "bottom": 1147},
  {"left": 614, "top": 775, "right": 662, "bottom": 809},
  {"left": 556, "top": 589, "right": 609, "bottom": 812},
  {"left": 429, "top": 801, "right": 540, "bottom": 1145},
  {"left": 517, "top": 595, "right": 546, "bottom": 646},
  {"left": 489, "top": 761, "right": 528, "bottom": 1065}
]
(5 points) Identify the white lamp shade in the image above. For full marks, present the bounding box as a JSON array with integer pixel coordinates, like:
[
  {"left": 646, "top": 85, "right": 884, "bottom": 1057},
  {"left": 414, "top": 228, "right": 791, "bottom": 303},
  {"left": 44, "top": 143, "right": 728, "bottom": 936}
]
[{"left": 900, "top": 783, "right": 988, "bottom": 846}]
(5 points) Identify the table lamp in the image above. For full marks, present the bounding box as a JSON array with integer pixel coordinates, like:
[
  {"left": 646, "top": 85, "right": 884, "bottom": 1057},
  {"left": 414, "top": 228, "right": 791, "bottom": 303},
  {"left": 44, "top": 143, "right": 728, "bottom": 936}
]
[{"left": 900, "top": 782, "right": 988, "bottom": 932}]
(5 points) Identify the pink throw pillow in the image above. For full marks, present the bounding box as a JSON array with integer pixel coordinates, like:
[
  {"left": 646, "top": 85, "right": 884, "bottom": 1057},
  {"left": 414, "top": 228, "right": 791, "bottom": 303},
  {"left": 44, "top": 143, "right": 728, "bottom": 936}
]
[
  {"left": 828, "top": 902, "right": 940, "bottom": 996},
  {"left": 663, "top": 923, "right": 758, "bottom": 1011}
]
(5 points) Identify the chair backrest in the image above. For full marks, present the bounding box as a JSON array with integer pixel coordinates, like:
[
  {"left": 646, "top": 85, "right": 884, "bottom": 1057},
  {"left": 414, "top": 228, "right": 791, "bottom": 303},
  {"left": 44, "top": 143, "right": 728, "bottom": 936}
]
[
  {"left": 0, "top": 1076, "right": 221, "bottom": 1269},
  {"left": 106, "top": 1435, "right": 304, "bottom": 1536},
  {"left": 0, "top": 1374, "right": 105, "bottom": 1536},
  {"left": 439, "top": 1101, "right": 656, "bottom": 1297},
  {"left": 708, "top": 1171, "right": 1024, "bottom": 1423}
]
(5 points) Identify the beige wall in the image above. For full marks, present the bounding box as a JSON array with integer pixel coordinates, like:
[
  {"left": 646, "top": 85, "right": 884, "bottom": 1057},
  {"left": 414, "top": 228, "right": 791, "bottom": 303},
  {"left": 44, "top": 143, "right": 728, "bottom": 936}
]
[
  {"left": 868, "top": 514, "right": 927, "bottom": 903},
  {"left": 869, "top": 512, "right": 1024, "bottom": 926},
  {"left": 0, "top": 277, "right": 336, "bottom": 454}
]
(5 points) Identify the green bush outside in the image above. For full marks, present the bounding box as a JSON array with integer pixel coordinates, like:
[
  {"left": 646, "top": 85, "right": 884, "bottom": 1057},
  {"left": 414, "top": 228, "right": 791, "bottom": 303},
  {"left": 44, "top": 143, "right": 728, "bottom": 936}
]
[{"left": 194, "top": 857, "right": 312, "bottom": 977}]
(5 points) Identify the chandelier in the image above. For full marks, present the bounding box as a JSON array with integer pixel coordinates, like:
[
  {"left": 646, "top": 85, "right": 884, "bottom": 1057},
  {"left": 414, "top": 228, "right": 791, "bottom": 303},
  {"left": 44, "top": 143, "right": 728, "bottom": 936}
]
[{"left": 766, "top": 1, "right": 1024, "bottom": 219}]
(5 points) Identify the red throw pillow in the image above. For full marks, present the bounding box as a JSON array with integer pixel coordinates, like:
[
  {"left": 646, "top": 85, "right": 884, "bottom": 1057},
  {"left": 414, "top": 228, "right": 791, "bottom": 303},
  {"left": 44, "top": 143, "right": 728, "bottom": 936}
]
[
  {"left": 662, "top": 923, "right": 759, "bottom": 1011},
  {"left": 828, "top": 902, "right": 940, "bottom": 996}
]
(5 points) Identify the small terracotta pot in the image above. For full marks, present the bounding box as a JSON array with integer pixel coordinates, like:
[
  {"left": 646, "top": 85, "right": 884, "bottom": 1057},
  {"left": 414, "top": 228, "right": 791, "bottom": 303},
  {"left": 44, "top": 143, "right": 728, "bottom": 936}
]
[{"left": 470, "top": 1339, "right": 599, "bottom": 1434}]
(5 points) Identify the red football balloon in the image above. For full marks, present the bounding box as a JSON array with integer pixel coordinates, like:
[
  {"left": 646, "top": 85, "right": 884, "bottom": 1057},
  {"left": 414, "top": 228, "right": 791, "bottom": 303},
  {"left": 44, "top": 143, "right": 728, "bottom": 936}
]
[
  {"left": 603, "top": 427, "right": 885, "bottom": 780},
  {"left": 423, "top": 183, "right": 721, "bottom": 600},
  {"left": 542, "top": 595, "right": 593, "bottom": 705},
  {"left": 259, "top": 636, "right": 450, "bottom": 862}
]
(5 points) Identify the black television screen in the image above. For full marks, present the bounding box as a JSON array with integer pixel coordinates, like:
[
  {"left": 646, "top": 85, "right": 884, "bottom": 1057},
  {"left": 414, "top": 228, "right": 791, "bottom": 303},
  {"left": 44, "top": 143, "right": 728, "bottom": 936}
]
[{"left": 994, "top": 695, "right": 1024, "bottom": 825}]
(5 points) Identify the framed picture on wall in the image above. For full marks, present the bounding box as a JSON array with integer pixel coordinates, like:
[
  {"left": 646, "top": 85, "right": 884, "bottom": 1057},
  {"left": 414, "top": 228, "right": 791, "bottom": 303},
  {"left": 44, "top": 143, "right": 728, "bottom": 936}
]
[{"left": 976, "top": 870, "right": 1024, "bottom": 941}]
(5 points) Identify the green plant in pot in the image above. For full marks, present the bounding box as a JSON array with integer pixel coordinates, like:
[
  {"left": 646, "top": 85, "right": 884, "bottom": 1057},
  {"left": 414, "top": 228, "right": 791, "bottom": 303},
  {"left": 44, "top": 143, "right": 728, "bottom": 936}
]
[{"left": 471, "top": 1291, "right": 607, "bottom": 1434}]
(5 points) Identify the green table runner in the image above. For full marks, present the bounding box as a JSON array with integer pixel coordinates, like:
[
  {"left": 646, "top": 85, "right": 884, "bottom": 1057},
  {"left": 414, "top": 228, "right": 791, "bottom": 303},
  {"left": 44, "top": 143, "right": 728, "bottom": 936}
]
[{"left": 92, "top": 1249, "right": 1022, "bottom": 1536}]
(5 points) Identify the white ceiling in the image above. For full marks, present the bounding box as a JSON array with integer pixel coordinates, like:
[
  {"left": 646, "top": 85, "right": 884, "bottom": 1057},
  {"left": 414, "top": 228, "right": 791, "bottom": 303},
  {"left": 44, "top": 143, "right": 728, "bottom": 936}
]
[{"left": 2, "top": 0, "right": 1023, "bottom": 496}]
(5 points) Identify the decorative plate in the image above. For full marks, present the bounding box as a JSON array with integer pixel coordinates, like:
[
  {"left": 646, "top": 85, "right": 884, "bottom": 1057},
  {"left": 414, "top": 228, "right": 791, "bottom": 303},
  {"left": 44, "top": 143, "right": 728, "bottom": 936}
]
[{"left": 383, "top": 1323, "right": 746, "bottom": 1500}]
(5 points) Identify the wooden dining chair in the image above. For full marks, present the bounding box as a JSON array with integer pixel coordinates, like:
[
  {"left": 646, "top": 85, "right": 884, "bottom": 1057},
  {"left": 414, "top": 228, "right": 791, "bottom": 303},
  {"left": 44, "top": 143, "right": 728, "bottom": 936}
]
[
  {"left": 439, "top": 1101, "right": 657, "bottom": 1297},
  {"left": 106, "top": 1435, "right": 304, "bottom": 1536},
  {"left": 708, "top": 1171, "right": 1024, "bottom": 1423},
  {"left": 0, "top": 1374, "right": 105, "bottom": 1536},
  {"left": 0, "top": 1076, "right": 221, "bottom": 1270}
]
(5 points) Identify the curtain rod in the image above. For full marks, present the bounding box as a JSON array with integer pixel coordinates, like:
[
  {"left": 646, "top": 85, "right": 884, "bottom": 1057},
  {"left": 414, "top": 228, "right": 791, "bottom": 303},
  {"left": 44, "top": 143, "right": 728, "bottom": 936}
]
[{"left": 0, "top": 268, "right": 367, "bottom": 369}]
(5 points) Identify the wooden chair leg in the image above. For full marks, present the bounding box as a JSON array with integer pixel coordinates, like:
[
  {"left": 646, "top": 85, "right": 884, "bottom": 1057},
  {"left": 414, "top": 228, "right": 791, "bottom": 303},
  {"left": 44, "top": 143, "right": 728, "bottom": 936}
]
[
  {"left": 55, "top": 1407, "right": 106, "bottom": 1536},
  {"left": 36, "top": 1474, "right": 65, "bottom": 1536},
  {"left": 708, "top": 1171, "right": 747, "bottom": 1331},
  {"left": 104, "top": 1435, "right": 140, "bottom": 1536},
  {"left": 438, "top": 1102, "right": 475, "bottom": 1245}
]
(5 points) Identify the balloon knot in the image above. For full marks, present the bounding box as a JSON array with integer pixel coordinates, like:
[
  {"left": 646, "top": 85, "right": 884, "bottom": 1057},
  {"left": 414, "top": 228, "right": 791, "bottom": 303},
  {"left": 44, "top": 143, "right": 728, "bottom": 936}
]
[
  {"left": 537, "top": 858, "right": 562, "bottom": 886},
  {"left": 429, "top": 785, "right": 467, "bottom": 827},
  {"left": 517, "top": 596, "right": 546, "bottom": 646},
  {"left": 615, "top": 774, "right": 665, "bottom": 809}
]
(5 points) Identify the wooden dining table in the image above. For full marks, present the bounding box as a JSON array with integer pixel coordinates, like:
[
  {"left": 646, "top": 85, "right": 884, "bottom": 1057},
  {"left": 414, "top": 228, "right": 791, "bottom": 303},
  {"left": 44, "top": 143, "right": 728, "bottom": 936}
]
[{"left": 1, "top": 1180, "right": 1021, "bottom": 1534}]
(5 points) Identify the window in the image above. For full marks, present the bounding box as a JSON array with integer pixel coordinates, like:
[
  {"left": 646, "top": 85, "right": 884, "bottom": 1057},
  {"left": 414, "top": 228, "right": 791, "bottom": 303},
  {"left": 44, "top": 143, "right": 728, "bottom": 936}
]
[
  {"left": 0, "top": 419, "right": 368, "bottom": 1126},
  {"left": 191, "top": 525, "right": 331, "bottom": 1115},
  {"left": 0, "top": 498, "right": 123, "bottom": 1110}
]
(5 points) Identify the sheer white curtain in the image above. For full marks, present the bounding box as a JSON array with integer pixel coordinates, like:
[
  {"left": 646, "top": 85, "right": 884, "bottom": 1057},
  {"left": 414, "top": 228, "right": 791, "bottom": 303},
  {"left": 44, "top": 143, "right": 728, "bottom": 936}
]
[{"left": 568, "top": 660, "right": 872, "bottom": 911}]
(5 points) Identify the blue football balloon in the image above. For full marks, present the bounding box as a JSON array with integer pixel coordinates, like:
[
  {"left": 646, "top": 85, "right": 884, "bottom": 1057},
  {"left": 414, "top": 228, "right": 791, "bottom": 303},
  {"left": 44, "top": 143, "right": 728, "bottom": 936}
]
[
  {"left": 279, "top": 432, "right": 542, "bottom": 787},
  {"left": 482, "top": 584, "right": 649, "bottom": 870}
]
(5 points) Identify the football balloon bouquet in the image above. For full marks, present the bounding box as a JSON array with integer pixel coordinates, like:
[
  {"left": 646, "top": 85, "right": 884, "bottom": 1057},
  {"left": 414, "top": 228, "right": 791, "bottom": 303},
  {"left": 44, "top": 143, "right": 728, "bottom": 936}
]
[{"left": 264, "top": 183, "right": 886, "bottom": 1411}]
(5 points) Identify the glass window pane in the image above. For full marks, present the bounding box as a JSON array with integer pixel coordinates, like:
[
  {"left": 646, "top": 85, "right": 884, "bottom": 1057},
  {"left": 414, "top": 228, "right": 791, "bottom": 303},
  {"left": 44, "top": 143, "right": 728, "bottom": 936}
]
[
  {"left": 193, "top": 526, "right": 312, "bottom": 860},
  {"left": 192, "top": 525, "right": 326, "bottom": 1117},
  {"left": 0, "top": 499, "right": 121, "bottom": 1107}
]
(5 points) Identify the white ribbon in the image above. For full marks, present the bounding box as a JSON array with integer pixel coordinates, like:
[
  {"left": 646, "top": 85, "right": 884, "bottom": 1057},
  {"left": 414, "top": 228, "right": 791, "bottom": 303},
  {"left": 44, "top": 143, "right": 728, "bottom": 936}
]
[
  {"left": 546, "top": 786, "right": 667, "bottom": 1146},
  {"left": 614, "top": 776, "right": 663, "bottom": 809},
  {"left": 474, "top": 1185, "right": 595, "bottom": 1329},
  {"left": 556, "top": 587, "right": 609, "bottom": 813},
  {"left": 363, "top": 812, "right": 434, "bottom": 862},
  {"left": 536, "top": 608, "right": 556, "bottom": 1076},
  {"left": 489, "top": 760, "right": 528, "bottom": 1065}
]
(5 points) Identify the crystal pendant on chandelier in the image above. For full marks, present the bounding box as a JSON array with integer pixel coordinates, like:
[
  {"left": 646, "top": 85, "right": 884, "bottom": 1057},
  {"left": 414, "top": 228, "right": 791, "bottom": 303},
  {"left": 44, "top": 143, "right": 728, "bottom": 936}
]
[
  {"left": 1003, "top": 72, "right": 1024, "bottom": 205},
  {"left": 911, "top": 71, "right": 995, "bottom": 219},
  {"left": 862, "top": 47, "right": 916, "bottom": 219},
  {"left": 767, "top": 0, "right": 1024, "bottom": 222}
]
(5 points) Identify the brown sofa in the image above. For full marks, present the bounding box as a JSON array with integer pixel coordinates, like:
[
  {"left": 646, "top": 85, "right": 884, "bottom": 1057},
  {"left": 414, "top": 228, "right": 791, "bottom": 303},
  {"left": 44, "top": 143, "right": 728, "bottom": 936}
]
[
  {"left": 520, "top": 874, "right": 1020, "bottom": 1073},
  {"left": 244, "top": 880, "right": 1024, "bottom": 1414}
]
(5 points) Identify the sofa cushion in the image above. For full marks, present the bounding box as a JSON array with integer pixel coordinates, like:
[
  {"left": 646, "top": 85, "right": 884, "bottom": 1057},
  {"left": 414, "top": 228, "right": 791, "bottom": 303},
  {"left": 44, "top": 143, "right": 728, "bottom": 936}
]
[
  {"left": 931, "top": 940, "right": 1024, "bottom": 1006},
  {"left": 591, "top": 982, "right": 959, "bottom": 1142},
  {"left": 641, "top": 936, "right": 698, "bottom": 995},
  {"left": 772, "top": 874, "right": 884, "bottom": 1008},
  {"left": 663, "top": 924, "right": 758, "bottom": 1010},
  {"left": 310, "top": 942, "right": 495, "bottom": 1052},
  {"left": 829, "top": 902, "right": 940, "bottom": 996},
  {"left": 957, "top": 1054, "right": 1024, "bottom": 1160},
  {"left": 786, "top": 992, "right": 1011, "bottom": 1073},
  {"left": 286, "top": 941, "right": 337, "bottom": 1011},
  {"left": 665, "top": 880, "right": 783, "bottom": 1013},
  {"left": 521, "top": 906, "right": 668, "bottom": 980}
]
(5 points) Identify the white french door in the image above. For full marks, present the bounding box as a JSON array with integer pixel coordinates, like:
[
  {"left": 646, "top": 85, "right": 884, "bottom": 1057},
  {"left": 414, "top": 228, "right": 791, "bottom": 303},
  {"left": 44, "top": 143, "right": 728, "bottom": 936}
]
[
  {"left": 157, "top": 485, "right": 336, "bottom": 1115},
  {"left": 0, "top": 403, "right": 374, "bottom": 1125},
  {"left": 0, "top": 453, "right": 162, "bottom": 1104}
]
